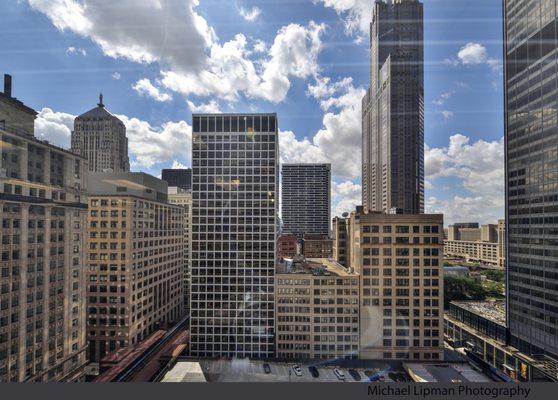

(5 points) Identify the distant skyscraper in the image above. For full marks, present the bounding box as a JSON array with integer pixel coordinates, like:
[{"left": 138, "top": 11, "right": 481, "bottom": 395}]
[
  {"left": 190, "top": 113, "right": 278, "bottom": 358},
  {"left": 281, "top": 163, "right": 331, "bottom": 240},
  {"left": 71, "top": 94, "right": 130, "bottom": 173},
  {"left": 362, "top": 0, "right": 424, "bottom": 214},
  {"left": 162, "top": 168, "right": 192, "bottom": 191},
  {"left": 504, "top": 0, "right": 558, "bottom": 357}
]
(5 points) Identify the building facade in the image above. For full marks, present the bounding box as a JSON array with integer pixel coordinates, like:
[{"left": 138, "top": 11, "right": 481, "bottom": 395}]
[
  {"left": 190, "top": 114, "right": 278, "bottom": 358},
  {"left": 1, "top": 76, "right": 89, "bottom": 382},
  {"left": 349, "top": 209, "right": 444, "bottom": 361},
  {"left": 71, "top": 95, "right": 130, "bottom": 173},
  {"left": 362, "top": 0, "right": 425, "bottom": 214},
  {"left": 275, "top": 258, "right": 359, "bottom": 360},
  {"left": 167, "top": 187, "right": 192, "bottom": 309},
  {"left": 277, "top": 234, "right": 298, "bottom": 259},
  {"left": 332, "top": 216, "right": 350, "bottom": 267},
  {"left": 444, "top": 221, "right": 506, "bottom": 268},
  {"left": 162, "top": 169, "right": 192, "bottom": 191},
  {"left": 302, "top": 234, "right": 333, "bottom": 259},
  {"left": 504, "top": 0, "right": 558, "bottom": 357},
  {"left": 281, "top": 163, "right": 331, "bottom": 240},
  {"left": 86, "top": 173, "right": 184, "bottom": 363}
]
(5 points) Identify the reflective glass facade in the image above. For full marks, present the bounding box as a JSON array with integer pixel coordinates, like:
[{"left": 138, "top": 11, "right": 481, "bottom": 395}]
[
  {"left": 504, "top": 0, "right": 558, "bottom": 356},
  {"left": 362, "top": 0, "right": 425, "bottom": 214},
  {"left": 190, "top": 114, "right": 278, "bottom": 358}
]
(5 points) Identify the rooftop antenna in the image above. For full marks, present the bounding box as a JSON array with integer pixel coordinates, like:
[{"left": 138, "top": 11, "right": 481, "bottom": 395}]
[{"left": 98, "top": 93, "right": 104, "bottom": 108}]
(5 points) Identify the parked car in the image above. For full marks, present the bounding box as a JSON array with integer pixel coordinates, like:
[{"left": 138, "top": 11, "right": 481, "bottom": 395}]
[
  {"left": 333, "top": 368, "right": 345, "bottom": 381},
  {"left": 308, "top": 366, "right": 319, "bottom": 378},
  {"left": 292, "top": 364, "right": 303, "bottom": 377},
  {"left": 263, "top": 363, "right": 271, "bottom": 374},
  {"left": 348, "top": 369, "right": 361, "bottom": 381}
]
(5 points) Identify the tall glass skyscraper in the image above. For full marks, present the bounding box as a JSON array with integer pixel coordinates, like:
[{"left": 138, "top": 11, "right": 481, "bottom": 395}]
[
  {"left": 362, "top": 0, "right": 424, "bottom": 214},
  {"left": 190, "top": 114, "right": 278, "bottom": 358},
  {"left": 504, "top": 0, "right": 558, "bottom": 357}
]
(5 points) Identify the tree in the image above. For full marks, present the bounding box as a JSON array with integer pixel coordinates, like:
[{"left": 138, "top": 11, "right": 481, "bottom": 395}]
[{"left": 444, "top": 276, "right": 488, "bottom": 309}]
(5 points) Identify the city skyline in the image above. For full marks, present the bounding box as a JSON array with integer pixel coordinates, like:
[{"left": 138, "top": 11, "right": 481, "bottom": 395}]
[
  {"left": 0, "top": 0, "right": 504, "bottom": 225},
  {"left": 2, "top": 0, "right": 558, "bottom": 386}
]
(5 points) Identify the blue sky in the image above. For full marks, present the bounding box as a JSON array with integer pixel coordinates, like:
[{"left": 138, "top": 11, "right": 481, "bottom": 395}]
[{"left": 1, "top": 0, "right": 505, "bottom": 224}]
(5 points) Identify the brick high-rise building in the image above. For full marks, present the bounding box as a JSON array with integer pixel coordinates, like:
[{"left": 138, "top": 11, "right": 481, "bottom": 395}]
[
  {"left": 362, "top": 0, "right": 424, "bottom": 214},
  {"left": 86, "top": 172, "right": 184, "bottom": 362},
  {"left": 190, "top": 114, "right": 278, "bottom": 358},
  {"left": 302, "top": 234, "right": 333, "bottom": 259},
  {"left": 168, "top": 187, "right": 192, "bottom": 309},
  {"left": 277, "top": 234, "right": 298, "bottom": 259},
  {"left": 1, "top": 75, "right": 89, "bottom": 382},
  {"left": 332, "top": 216, "right": 351, "bottom": 267},
  {"left": 348, "top": 208, "right": 444, "bottom": 361},
  {"left": 71, "top": 94, "right": 130, "bottom": 173},
  {"left": 275, "top": 258, "right": 359, "bottom": 360}
]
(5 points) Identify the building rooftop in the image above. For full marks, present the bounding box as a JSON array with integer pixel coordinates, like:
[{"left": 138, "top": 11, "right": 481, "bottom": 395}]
[
  {"left": 303, "top": 233, "right": 331, "bottom": 241},
  {"left": 160, "top": 359, "right": 395, "bottom": 383},
  {"left": 404, "top": 363, "right": 492, "bottom": 383},
  {"left": 77, "top": 94, "right": 122, "bottom": 121},
  {"left": 276, "top": 257, "right": 357, "bottom": 277},
  {"left": 451, "top": 300, "right": 506, "bottom": 326}
]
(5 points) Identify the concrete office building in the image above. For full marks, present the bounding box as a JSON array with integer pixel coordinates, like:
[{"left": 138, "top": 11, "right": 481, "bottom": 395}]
[
  {"left": 504, "top": 0, "right": 558, "bottom": 357},
  {"left": 167, "top": 187, "right": 192, "bottom": 309},
  {"left": 86, "top": 172, "right": 184, "bottom": 363},
  {"left": 1, "top": 75, "right": 89, "bottom": 382},
  {"left": 71, "top": 95, "right": 130, "bottom": 173},
  {"left": 162, "top": 169, "right": 192, "bottom": 191},
  {"left": 362, "top": 0, "right": 425, "bottom": 214},
  {"left": 444, "top": 221, "right": 506, "bottom": 268},
  {"left": 190, "top": 114, "right": 278, "bottom": 358},
  {"left": 348, "top": 208, "right": 444, "bottom": 361},
  {"left": 332, "top": 216, "right": 351, "bottom": 267},
  {"left": 447, "top": 223, "right": 481, "bottom": 242},
  {"left": 275, "top": 258, "right": 359, "bottom": 360},
  {"left": 281, "top": 163, "right": 331, "bottom": 240}
]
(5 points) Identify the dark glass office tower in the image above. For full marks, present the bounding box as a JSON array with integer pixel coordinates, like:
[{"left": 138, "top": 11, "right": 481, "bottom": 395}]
[
  {"left": 362, "top": 0, "right": 424, "bottom": 214},
  {"left": 162, "top": 168, "right": 192, "bottom": 191},
  {"left": 504, "top": 0, "right": 558, "bottom": 357},
  {"left": 190, "top": 114, "right": 278, "bottom": 358}
]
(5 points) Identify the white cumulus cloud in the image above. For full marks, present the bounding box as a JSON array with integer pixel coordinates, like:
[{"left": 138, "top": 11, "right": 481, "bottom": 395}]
[
  {"left": 132, "top": 78, "right": 172, "bottom": 102},
  {"left": 314, "top": 0, "right": 372, "bottom": 38},
  {"left": 425, "top": 134, "right": 504, "bottom": 224},
  {"left": 445, "top": 42, "right": 501, "bottom": 72},
  {"left": 28, "top": 0, "right": 325, "bottom": 104},
  {"left": 66, "top": 46, "right": 86, "bottom": 56},
  {"left": 187, "top": 100, "right": 221, "bottom": 113},
  {"left": 332, "top": 180, "right": 361, "bottom": 218},
  {"left": 280, "top": 76, "right": 364, "bottom": 180},
  {"left": 34, "top": 108, "right": 75, "bottom": 148},
  {"left": 239, "top": 6, "right": 261, "bottom": 22}
]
